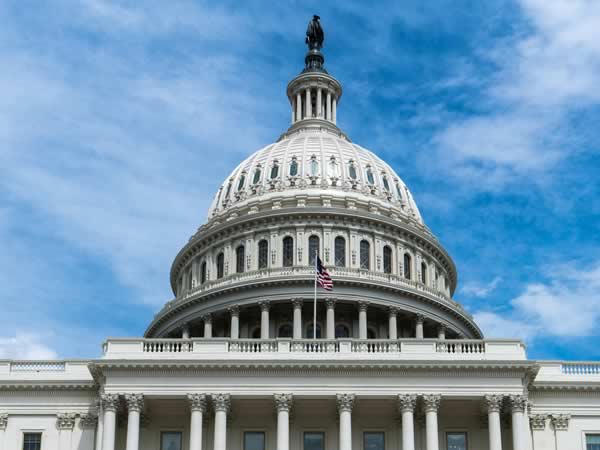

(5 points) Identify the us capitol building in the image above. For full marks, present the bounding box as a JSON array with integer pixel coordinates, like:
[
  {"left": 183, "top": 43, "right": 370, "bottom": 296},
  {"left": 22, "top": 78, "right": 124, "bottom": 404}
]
[{"left": 1, "top": 16, "right": 599, "bottom": 450}]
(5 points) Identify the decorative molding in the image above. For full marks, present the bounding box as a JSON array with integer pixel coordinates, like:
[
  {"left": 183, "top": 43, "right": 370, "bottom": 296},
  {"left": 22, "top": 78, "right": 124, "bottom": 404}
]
[
  {"left": 291, "top": 298, "right": 303, "bottom": 308},
  {"left": 79, "top": 413, "right": 98, "bottom": 429},
  {"left": 274, "top": 393, "right": 293, "bottom": 412},
  {"left": 125, "top": 393, "right": 144, "bottom": 413},
  {"left": 188, "top": 393, "right": 207, "bottom": 413},
  {"left": 211, "top": 393, "right": 231, "bottom": 413},
  {"left": 388, "top": 307, "right": 398, "bottom": 316},
  {"left": 325, "top": 298, "right": 336, "bottom": 309},
  {"left": 483, "top": 394, "right": 504, "bottom": 413},
  {"left": 336, "top": 393, "right": 355, "bottom": 412},
  {"left": 415, "top": 314, "right": 425, "bottom": 324},
  {"left": 509, "top": 394, "right": 528, "bottom": 413},
  {"left": 357, "top": 301, "right": 369, "bottom": 312},
  {"left": 201, "top": 313, "right": 212, "bottom": 324},
  {"left": 529, "top": 414, "right": 547, "bottom": 431},
  {"left": 398, "top": 394, "right": 417, "bottom": 413},
  {"left": 0, "top": 413, "right": 7, "bottom": 430},
  {"left": 551, "top": 414, "right": 570, "bottom": 431},
  {"left": 422, "top": 394, "right": 441, "bottom": 413},
  {"left": 259, "top": 301, "right": 271, "bottom": 312},
  {"left": 56, "top": 412, "right": 77, "bottom": 430},
  {"left": 101, "top": 393, "right": 120, "bottom": 412},
  {"left": 227, "top": 305, "right": 240, "bottom": 317}
]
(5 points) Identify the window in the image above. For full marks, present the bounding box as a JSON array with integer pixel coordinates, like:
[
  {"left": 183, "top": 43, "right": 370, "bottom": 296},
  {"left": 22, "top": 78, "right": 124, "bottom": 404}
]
[
  {"left": 360, "top": 240, "right": 370, "bottom": 270},
  {"left": 446, "top": 432, "right": 467, "bottom": 450},
  {"left": 335, "top": 324, "right": 350, "bottom": 338},
  {"left": 306, "top": 322, "right": 322, "bottom": 339},
  {"left": 236, "top": 245, "right": 245, "bottom": 273},
  {"left": 383, "top": 246, "right": 392, "bottom": 274},
  {"left": 216, "top": 253, "right": 225, "bottom": 279},
  {"left": 23, "top": 433, "right": 42, "bottom": 450},
  {"left": 289, "top": 157, "right": 299, "bottom": 176},
  {"left": 270, "top": 161, "right": 280, "bottom": 179},
  {"left": 237, "top": 172, "right": 246, "bottom": 191},
  {"left": 348, "top": 161, "right": 357, "bottom": 180},
  {"left": 395, "top": 182, "right": 403, "bottom": 199},
  {"left": 308, "top": 235, "right": 320, "bottom": 266},
  {"left": 382, "top": 175, "right": 390, "bottom": 192},
  {"left": 309, "top": 156, "right": 319, "bottom": 177},
  {"left": 334, "top": 236, "right": 346, "bottom": 267},
  {"left": 304, "top": 432, "right": 325, "bottom": 450},
  {"left": 587, "top": 435, "right": 600, "bottom": 450},
  {"left": 364, "top": 432, "right": 385, "bottom": 450},
  {"left": 366, "top": 166, "right": 375, "bottom": 185},
  {"left": 421, "top": 262, "right": 427, "bottom": 284},
  {"left": 258, "top": 240, "right": 269, "bottom": 269},
  {"left": 278, "top": 324, "right": 293, "bottom": 338},
  {"left": 328, "top": 156, "right": 340, "bottom": 177},
  {"left": 161, "top": 432, "right": 182, "bottom": 450},
  {"left": 200, "top": 261, "right": 207, "bottom": 284},
  {"left": 252, "top": 166, "right": 262, "bottom": 184},
  {"left": 224, "top": 181, "right": 233, "bottom": 200},
  {"left": 244, "top": 432, "right": 266, "bottom": 450},
  {"left": 403, "top": 253, "right": 412, "bottom": 279},
  {"left": 282, "top": 236, "right": 294, "bottom": 267}
]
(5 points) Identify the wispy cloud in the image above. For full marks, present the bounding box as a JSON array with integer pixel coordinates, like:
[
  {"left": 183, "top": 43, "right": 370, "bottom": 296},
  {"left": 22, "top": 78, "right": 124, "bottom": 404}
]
[
  {"left": 462, "top": 276, "right": 502, "bottom": 298},
  {"left": 0, "top": 333, "right": 57, "bottom": 360}
]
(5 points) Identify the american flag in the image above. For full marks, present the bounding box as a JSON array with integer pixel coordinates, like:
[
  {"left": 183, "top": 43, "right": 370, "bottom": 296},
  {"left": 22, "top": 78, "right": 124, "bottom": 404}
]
[{"left": 316, "top": 256, "right": 333, "bottom": 291}]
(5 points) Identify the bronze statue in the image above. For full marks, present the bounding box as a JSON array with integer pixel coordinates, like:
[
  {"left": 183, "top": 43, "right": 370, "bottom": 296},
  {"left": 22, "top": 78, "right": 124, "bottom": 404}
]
[{"left": 306, "top": 15, "right": 324, "bottom": 50}]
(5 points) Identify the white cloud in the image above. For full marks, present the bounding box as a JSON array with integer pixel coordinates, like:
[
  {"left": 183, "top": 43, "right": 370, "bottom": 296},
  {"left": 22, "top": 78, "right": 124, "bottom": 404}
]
[
  {"left": 462, "top": 276, "right": 502, "bottom": 298},
  {"left": 0, "top": 333, "right": 58, "bottom": 360}
]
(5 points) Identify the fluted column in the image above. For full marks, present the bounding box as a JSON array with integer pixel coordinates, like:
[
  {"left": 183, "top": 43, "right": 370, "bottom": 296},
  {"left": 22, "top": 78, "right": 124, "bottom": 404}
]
[
  {"left": 332, "top": 97, "right": 337, "bottom": 124},
  {"left": 337, "top": 394, "right": 355, "bottom": 450},
  {"left": 415, "top": 315, "right": 424, "bottom": 339},
  {"left": 188, "top": 394, "right": 207, "bottom": 450},
  {"left": 212, "top": 394, "right": 230, "bottom": 450},
  {"left": 326, "top": 92, "right": 332, "bottom": 121},
  {"left": 101, "top": 394, "right": 119, "bottom": 450},
  {"left": 296, "top": 93, "right": 302, "bottom": 121},
  {"left": 95, "top": 399, "right": 104, "bottom": 450},
  {"left": 484, "top": 395, "right": 503, "bottom": 450},
  {"left": 259, "top": 301, "right": 271, "bottom": 339},
  {"left": 388, "top": 308, "right": 398, "bottom": 339},
  {"left": 275, "top": 394, "right": 293, "bottom": 450},
  {"left": 229, "top": 306, "right": 240, "bottom": 339},
  {"left": 125, "top": 394, "right": 144, "bottom": 450},
  {"left": 292, "top": 299, "right": 303, "bottom": 339},
  {"left": 510, "top": 395, "right": 528, "bottom": 450},
  {"left": 326, "top": 298, "right": 336, "bottom": 339},
  {"left": 423, "top": 395, "right": 441, "bottom": 450},
  {"left": 203, "top": 314, "right": 213, "bottom": 338},
  {"left": 305, "top": 89, "right": 312, "bottom": 118},
  {"left": 398, "top": 394, "right": 417, "bottom": 450},
  {"left": 316, "top": 88, "right": 322, "bottom": 118},
  {"left": 437, "top": 325, "right": 446, "bottom": 340},
  {"left": 358, "top": 301, "right": 368, "bottom": 339}
]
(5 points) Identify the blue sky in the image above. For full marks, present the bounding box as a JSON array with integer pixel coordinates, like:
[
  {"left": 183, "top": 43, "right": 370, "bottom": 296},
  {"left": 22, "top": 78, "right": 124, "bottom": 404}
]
[{"left": 1, "top": 0, "right": 599, "bottom": 360}]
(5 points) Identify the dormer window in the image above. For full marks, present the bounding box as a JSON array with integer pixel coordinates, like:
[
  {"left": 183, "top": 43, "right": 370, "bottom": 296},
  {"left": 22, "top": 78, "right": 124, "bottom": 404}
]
[
  {"left": 348, "top": 160, "right": 357, "bottom": 180},
  {"left": 237, "top": 172, "right": 246, "bottom": 191},
  {"left": 366, "top": 166, "right": 375, "bottom": 185},
  {"left": 289, "top": 157, "right": 298, "bottom": 176},
  {"left": 270, "top": 160, "right": 280, "bottom": 179},
  {"left": 252, "top": 165, "right": 262, "bottom": 184}
]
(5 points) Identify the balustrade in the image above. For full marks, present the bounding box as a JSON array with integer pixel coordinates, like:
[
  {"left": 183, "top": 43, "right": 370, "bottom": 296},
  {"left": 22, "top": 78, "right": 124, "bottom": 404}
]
[
  {"left": 142, "top": 339, "right": 191, "bottom": 353},
  {"left": 436, "top": 340, "right": 485, "bottom": 354},
  {"left": 561, "top": 363, "right": 600, "bottom": 375}
]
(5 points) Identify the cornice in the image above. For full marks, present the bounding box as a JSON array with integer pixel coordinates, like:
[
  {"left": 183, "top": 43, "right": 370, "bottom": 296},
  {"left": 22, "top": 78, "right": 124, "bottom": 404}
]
[
  {"left": 530, "top": 381, "right": 600, "bottom": 391},
  {"left": 0, "top": 381, "right": 96, "bottom": 392}
]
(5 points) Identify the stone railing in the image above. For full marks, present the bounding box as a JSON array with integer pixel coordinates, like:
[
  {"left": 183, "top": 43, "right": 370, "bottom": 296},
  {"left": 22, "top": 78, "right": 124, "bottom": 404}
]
[
  {"left": 561, "top": 362, "right": 600, "bottom": 375},
  {"left": 10, "top": 361, "right": 66, "bottom": 372},
  {"left": 102, "top": 338, "right": 526, "bottom": 361}
]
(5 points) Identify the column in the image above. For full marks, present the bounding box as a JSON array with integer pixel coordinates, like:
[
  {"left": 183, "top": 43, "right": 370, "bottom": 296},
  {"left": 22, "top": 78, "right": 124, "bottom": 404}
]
[
  {"left": 57, "top": 413, "right": 76, "bottom": 450},
  {"left": 182, "top": 323, "right": 190, "bottom": 339},
  {"left": 437, "top": 325, "right": 446, "bottom": 340},
  {"left": 95, "top": 399, "right": 104, "bottom": 450},
  {"left": 484, "top": 395, "right": 503, "bottom": 450},
  {"left": 326, "top": 298, "right": 336, "bottom": 339},
  {"left": 80, "top": 414, "right": 98, "bottom": 450},
  {"left": 551, "top": 414, "right": 571, "bottom": 449},
  {"left": 316, "top": 88, "right": 322, "bottom": 118},
  {"left": 212, "top": 394, "right": 230, "bottom": 450},
  {"left": 229, "top": 306, "right": 240, "bottom": 339},
  {"left": 188, "top": 394, "right": 207, "bottom": 450},
  {"left": 326, "top": 92, "right": 332, "bottom": 121},
  {"left": 332, "top": 97, "right": 337, "bottom": 124},
  {"left": 0, "top": 414, "right": 6, "bottom": 450},
  {"left": 296, "top": 93, "right": 302, "bottom": 121},
  {"left": 292, "top": 299, "right": 303, "bottom": 339},
  {"left": 203, "top": 314, "right": 213, "bottom": 338},
  {"left": 388, "top": 308, "right": 398, "bottom": 339},
  {"left": 510, "top": 395, "right": 528, "bottom": 450},
  {"left": 274, "top": 394, "right": 293, "bottom": 450},
  {"left": 337, "top": 394, "right": 355, "bottom": 450},
  {"left": 398, "top": 394, "right": 417, "bottom": 450},
  {"left": 259, "top": 301, "right": 270, "bottom": 339},
  {"left": 101, "top": 394, "right": 119, "bottom": 450},
  {"left": 415, "top": 315, "right": 424, "bottom": 339},
  {"left": 125, "top": 394, "right": 144, "bottom": 450},
  {"left": 305, "top": 89, "right": 312, "bottom": 119},
  {"left": 358, "top": 301, "right": 368, "bottom": 339},
  {"left": 291, "top": 97, "right": 296, "bottom": 123},
  {"left": 423, "top": 395, "right": 441, "bottom": 450}
]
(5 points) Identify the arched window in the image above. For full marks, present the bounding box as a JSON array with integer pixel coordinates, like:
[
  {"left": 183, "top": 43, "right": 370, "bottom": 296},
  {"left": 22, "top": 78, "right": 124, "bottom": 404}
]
[
  {"left": 328, "top": 156, "right": 340, "bottom": 177},
  {"left": 360, "top": 240, "right": 370, "bottom": 270},
  {"left": 334, "top": 236, "right": 346, "bottom": 267},
  {"left": 309, "top": 156, "right": 319, "bottom": 176},
  {"left": 403, "top": 253, "right": 412, "bottom": 279},
  {"left": 270, "top": 161, "right": 280, "bottom": 179},
  {"left": 200, "top": 261, "right": 207, "bottom": 284},
  {"left": 289, "top": 157, "right": 298, "bottom": 176},
  {"left": 306, "top": 322, "right": 322, "bottom": 339},
  {"left": 383, "top": 246, "right": 392, "bottom": 274},
  {"left": 308, "top": 235, "right": 320, "bottom": 266},
  {"left": 216, "top": 252, "right": 225, "bottom": 279},
  {"left": 365, "top": 166, "right": 375, "bottom": 185},
  {"left": 421, "top": 262, "right": 427, "bottom": 284},
  {"left": 335, "top": 324, "right": 350, "bottom": 338},
  {"left": 252, "top": 166, "right": 262, "bottom": 184},
  {"left": 278, "top": 324, "right": 293, "bottom": 338},
  {"left": 258, "top": 240, "right": 269, "bottom": 269},
  {"left": 282, "top": 236, "right": 294, "bottom": 267},
  {"left": 348, "top": 160, "right": 357, "bottom": 180},
  {"left": 236, "top": 245, "right": 245, "bottom": 273},
  {"left": 237, "top": 172, "right": 246, "bottom": 191}
]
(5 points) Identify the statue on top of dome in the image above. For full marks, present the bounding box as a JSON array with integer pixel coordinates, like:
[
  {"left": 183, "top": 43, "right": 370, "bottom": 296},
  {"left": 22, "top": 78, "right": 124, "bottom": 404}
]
[{"left": 306, "top": 15, "right": 324, "bottom": 50}]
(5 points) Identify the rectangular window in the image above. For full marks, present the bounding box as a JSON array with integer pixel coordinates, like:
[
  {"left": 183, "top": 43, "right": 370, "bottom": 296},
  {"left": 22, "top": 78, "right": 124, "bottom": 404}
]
[
  {"left": 364, "top": 432, "right": 385, "bottom": 450},
  {"left": 161, "top": 431, "right": 182, "bottom": 450},
  {"left": 447, "top": 432, "right": 467, "bottom": 450},
  {"left": 588, "top": 434, "right": 600, "bottom": 450},
  {"left": 244, "top": 431, "right": 266, "bottom": 450},
  {"left": 23, "top": 433, "right": 42, "bottom": 450},
  {"left": 304, "top": 432, "right": 325, "bottom": 450}
]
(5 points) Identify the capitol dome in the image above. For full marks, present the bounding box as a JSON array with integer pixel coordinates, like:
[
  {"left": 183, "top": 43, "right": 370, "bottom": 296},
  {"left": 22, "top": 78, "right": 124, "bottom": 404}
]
[{"left": 145, "top": 30, "right": 482, "bottom": 341}]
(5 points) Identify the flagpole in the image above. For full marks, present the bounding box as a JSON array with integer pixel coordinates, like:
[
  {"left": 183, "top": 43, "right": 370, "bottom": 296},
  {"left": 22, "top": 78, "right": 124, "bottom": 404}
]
[{"left": 313, "top": 249, "right": 317, "bottom": 340}]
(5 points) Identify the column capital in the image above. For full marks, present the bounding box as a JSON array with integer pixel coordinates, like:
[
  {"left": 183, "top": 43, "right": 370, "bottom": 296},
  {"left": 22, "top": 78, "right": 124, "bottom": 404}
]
[
  {"left": 101, "top": 393, "right": 120, "bottom": 412},
  {"left": 422, "top": 394, "right": 441, "bottom": 413},
  {"left": 357, "top": 301, "right": 369, "bottom": 312},
  {"left": 483, "top": 394, "right": 504, "bottom": 413},
  {"left": 388, "top": 307, "right": 399, "bottom": 316},
  {"left": 398, "top": 394, "right": 417, "bottom": 413},
  {"left": 336, "top": 393, "right": 355, "bottom": 412},
  {"left": 551, "top": 414, "right": 570, "bottom": 431},
  {"left": 188, "top": 393, "right": 208, "bottom": 413},
  {"left": 228, "top": 305, "right": 240, "bottom": 316},
  {"left": 125, "top": 393, "right": 144, "bottom": 413},
  {"left": 56, "top": 412, "right": 77, "bottom": 430},
  {"left": 415, "top": 314, "right": 425, "bottom": 324},
  {"left": 259, "top": 300, "right": 271, "bottom": 312},
  {"left": 437, "top": 324, "right": 446, "bottom": 332},
  {"left": 274, "top": 393, "right": 293, "bottom": 412},
  {"left": 212, "top": 393, "right": 231, "bottom": 413},
  {"left": 508, "top": 394, "right": 528, "bottom": 413},
  {"left": 292, "top": 298, "right": 303, "bottom": 308},
  {"left": 325, "top": 298, "right": 336, "bottom": 309},
  {"left": 80, "top": 413, "right": 98, "bottom": 429},
  {"left": 201, "top": 313, "right": 213, "bottom": 324},
  {"left": 0, "top": 413, "right": 7, "bottom": 430},
  {"left": 529, "top": 414, "right": 547, "bottom": 431}
]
